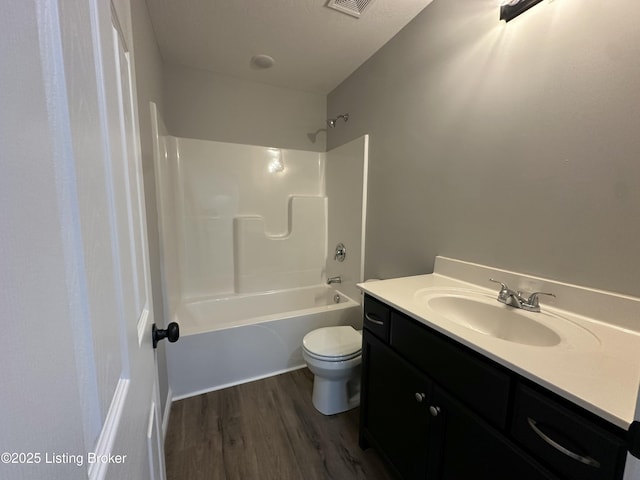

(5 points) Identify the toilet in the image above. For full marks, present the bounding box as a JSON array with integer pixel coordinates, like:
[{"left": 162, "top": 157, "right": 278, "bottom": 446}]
[{"left": 302, "top": 326, "right": 362, "bottom": 415}]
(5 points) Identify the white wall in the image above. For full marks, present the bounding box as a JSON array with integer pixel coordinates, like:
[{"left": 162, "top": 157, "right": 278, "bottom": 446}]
[
  {"left": 163, "top": 63, "right": 327, "bottom": 152},
  {"left": 328, "top": 0, "right": 640, "bottom": 299}
]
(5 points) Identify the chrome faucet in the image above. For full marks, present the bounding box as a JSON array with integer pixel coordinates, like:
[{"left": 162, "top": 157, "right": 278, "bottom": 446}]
[
  {"left": 327, "top": 276, "right": 342, "bottom": 285},
  {"left": 489, "top": 278, "right": 555, "bottom": 312}
]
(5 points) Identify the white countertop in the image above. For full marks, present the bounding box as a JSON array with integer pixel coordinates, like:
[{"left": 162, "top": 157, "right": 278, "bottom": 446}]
[{"left": 358, "top": 258, "right": 640, "bottom": 430}]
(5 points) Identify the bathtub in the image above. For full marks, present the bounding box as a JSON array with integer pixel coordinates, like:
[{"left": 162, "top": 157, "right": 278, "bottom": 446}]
[{"left": 166, "top": 285, "right": 361, "bottom": 400}]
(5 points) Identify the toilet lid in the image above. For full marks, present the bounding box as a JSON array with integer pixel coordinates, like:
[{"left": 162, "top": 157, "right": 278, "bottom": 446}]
[{"left": 303, "top": 326, "right": 362, "bottom": 358}]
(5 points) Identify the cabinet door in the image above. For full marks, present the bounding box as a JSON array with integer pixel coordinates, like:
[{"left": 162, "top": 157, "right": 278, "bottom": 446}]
[
  {"left": 429, "top": 386, "right": 558, "bottom": 480},
  {"left": 360, "top": 331, "right": 431, "bottom": 480}
]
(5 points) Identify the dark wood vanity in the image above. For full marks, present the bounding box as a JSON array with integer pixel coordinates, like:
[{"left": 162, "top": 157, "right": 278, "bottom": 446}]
[{"left": 359, "top": 294, "right": 629, "bottom": 480}]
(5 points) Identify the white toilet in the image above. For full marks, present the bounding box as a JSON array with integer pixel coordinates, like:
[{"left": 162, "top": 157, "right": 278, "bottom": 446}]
[{"left": 302, "top": 326, "right": 362, "bottom": 415}]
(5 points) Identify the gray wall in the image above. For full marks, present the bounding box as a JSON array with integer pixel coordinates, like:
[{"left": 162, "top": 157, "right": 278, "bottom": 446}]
[
  {"left": 328, "top": 0, "right": 640, "bottom": 297},
  {"left": 130, "top": 0, "right": 170, "bottom": 415},
  {"left": 163, "top": 63, "right": 327, "bottom": 152}
]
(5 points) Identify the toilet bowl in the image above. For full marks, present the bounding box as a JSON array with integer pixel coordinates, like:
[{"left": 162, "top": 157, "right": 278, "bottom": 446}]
[{"left": 302, "top": 326, "right": 362, "bottom": 415}]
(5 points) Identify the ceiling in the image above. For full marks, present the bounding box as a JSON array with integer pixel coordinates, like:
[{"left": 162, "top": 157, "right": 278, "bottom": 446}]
[{"left": 145, "top": 0, "right": 435, "bottom": 94}]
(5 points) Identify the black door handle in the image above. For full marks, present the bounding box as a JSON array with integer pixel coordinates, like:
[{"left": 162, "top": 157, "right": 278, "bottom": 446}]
[{"left": 152, "top": 322, "right": 179, "bottom": 348}]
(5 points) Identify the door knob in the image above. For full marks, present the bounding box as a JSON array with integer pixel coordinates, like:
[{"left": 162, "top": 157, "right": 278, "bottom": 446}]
[
  {"left": 415, "top": 392, "right": 426, "bottom": 403},
  {"left": 152, "top": 322, "right": 179, "bottom": 348}
]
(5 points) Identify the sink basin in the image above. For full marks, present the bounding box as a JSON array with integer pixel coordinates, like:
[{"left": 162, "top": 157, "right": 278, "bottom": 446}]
[
  {"left": 414, "top": 289, "right": 599, "bottom": 348},
  {"left": 425, "top": 294, "right": 561, "bottom": 346}
]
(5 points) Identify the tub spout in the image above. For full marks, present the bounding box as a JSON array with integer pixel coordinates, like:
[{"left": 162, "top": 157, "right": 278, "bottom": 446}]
[{"left": 327, "top": 276, "right": 342, "bottom": 285}]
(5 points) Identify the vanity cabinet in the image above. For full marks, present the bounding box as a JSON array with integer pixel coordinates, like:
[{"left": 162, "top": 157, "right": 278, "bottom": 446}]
[{"left": 359, "top": 295, "right": 628, "bottom": 480}]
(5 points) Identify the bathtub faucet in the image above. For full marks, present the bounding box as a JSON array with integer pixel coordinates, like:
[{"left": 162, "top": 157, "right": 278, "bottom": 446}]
[{"left": 327, "top": 276, "right": 342, "bottom": 285}]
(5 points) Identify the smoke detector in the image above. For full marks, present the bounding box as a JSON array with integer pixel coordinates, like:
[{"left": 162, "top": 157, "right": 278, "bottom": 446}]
[{"left": 326, "top": 0, "right": 377, "bottom": 18}]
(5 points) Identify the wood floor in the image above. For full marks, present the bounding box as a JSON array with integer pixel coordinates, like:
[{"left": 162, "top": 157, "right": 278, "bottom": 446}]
[{"left": 165, "top": 368, "right": 394, "bottom": 480}]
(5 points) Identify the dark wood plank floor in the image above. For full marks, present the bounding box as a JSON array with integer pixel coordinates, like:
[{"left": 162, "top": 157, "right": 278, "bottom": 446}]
[{"left": 165, "top": 368, "right": 394, "bottom": 480}]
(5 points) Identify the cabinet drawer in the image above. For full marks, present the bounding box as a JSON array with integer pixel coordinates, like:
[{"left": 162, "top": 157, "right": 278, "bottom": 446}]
[
  {"left": 511, "top": 383, "right": 626, "bottom": 480},
  {"left": 363, "top": 295, "right": 391, "bottom": 343},
  {"left": 390, "top": 311, "right": 511, "bottom": 429}
]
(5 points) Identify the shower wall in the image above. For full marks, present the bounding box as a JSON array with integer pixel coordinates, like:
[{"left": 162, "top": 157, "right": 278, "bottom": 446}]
[
  {"left": 164, "top": 135, "right": 327, "bottom": 301},
  {"left": 325, "top": 135, "right": 369, "bottom": 302}
]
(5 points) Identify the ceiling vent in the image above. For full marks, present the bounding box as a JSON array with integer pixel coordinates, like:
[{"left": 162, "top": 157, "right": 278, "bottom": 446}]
[{"left": 326, "top": 0, "right": 376, "bottom": 18}]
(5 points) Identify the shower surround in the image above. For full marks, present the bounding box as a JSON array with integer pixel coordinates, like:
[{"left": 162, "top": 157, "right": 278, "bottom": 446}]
[
  {"left": 170, "top": 135, "right": 327, "bottom": 299},
  {"left": 151, "top": 104, "right": 368, "bottom": 398}
]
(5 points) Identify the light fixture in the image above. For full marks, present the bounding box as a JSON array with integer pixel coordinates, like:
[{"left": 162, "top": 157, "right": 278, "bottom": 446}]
[{"left": 500, "top": 0, "right": 544, "bottom": 22}]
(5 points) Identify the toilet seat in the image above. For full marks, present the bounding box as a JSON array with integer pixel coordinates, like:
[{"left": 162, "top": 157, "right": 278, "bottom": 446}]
[
  {"left": 303, "top": 326, "right": 362, "bottom": 362},
  {"left": 303, "top": 348, "right": 361, "bottom": 362}
]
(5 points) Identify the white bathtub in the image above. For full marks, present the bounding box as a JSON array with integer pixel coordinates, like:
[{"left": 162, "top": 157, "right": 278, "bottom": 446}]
[{"left": 167, "top": 285, "right": 361, "bottom": 399}]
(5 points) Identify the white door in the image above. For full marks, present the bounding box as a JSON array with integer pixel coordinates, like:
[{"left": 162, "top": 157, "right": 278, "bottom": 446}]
[{"left": 0, "top": 1, "right": 165, "bottom": 479}]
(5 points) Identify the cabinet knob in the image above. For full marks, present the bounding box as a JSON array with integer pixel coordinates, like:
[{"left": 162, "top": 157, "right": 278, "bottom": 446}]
[
  {"left": 429, "top": 406, "right": 441, "bottom": 417},
  {"left": 415, "top": 392, "right": 426, "bottom": 403}
]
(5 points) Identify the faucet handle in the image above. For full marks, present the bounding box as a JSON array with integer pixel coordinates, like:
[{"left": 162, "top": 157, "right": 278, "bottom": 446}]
[
  {"left": 526, "top": 291, "right": 556, "bottom": 307},
  {"left": 489, "top": 278, "right": 509, "bottom": 294}
]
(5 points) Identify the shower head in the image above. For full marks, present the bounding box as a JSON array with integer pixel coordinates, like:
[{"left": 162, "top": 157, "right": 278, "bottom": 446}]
[{"left": 326, "top": 113, "right": 349, "bottom": 128}]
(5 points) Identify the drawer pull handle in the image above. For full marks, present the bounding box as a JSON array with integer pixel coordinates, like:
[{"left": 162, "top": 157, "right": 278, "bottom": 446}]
[
  {"left": 527, "top": 417, "right": 601, "bottom": 468},
  {"left": 365, "top": 313, "right": 384, "bottom": 326}
]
